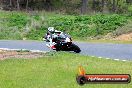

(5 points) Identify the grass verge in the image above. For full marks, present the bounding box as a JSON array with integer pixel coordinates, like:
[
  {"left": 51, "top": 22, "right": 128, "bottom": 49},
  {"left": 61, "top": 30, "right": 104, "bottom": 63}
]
[
  {"left": 0, "top": 52, "right": 131, "bottom": 88},
  {"left": 0, "top": 10, "right": 130, "bottom": 40},
  {"left": 74, "top": 38, "right": 132, "bottom": 44}
]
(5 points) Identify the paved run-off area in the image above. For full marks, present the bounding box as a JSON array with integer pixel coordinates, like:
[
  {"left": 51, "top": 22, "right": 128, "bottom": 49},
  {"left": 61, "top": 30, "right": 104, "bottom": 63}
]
[{"left": 0, "top": 40, "right": 132, "bottom": 61}]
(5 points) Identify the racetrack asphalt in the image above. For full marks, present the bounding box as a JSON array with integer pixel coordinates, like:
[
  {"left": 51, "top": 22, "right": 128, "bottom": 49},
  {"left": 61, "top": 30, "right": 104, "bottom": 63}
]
[{"left": 0, "top": 40, "right": 132, "bottom": 61}]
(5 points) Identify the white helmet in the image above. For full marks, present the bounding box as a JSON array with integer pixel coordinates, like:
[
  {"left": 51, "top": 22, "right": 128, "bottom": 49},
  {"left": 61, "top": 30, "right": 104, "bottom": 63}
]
[{"left": 48, "top": 27, "right": 55, "bottom": 32}]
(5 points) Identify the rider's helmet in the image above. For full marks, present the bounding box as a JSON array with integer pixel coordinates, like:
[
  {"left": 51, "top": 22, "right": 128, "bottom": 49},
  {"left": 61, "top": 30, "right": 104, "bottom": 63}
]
[{"left": 48, "top": 27, "right": 55, "bottom": 33}]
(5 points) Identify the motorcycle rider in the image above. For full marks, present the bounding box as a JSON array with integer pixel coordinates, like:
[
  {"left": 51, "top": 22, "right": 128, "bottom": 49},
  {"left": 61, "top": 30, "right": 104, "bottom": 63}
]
[{"left": 45, "top": 27, "right": 62, "bottom": 49}]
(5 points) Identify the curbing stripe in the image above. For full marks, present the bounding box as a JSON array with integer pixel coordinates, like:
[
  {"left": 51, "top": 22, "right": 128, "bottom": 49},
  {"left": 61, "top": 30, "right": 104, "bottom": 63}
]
[{"left": 0, "top": 48, "right": 46, "bottom": 53}]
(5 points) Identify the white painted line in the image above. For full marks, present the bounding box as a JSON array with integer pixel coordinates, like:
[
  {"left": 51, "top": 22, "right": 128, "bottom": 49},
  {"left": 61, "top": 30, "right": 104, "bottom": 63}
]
[
  {"left": 98, "top": 57, "right": 102, "bottom": 59},
  {"left": 0, "top": 48, "right": 9, "bottom": 50},
  {"left": 89, "top": 55, "right": 128, "bottom": 62},
  {"left": 0, "top": 48, "right": 20, "bottom": 51},
  {"left": 30, "top": 50, "right": 41, "bottom": 52},
  {"left": 36, "top": 51, "right": 46, "bottom": 53},
  {"left": 30, "top": 50, "right": 45, "bottom": 53},
  {"left": 10, "top": 49, "right": 21, "bottom": 51},
  {"left": 106, "top": 58, "right": 110, "bottom": 59},
  {"left": 114, "top": 59, "right": 119, "bottom": 61},
  {"left": 122, "top": 60, "right": 127, "bottom": 61},
  {"left": 0, "top": 48, "right": 6, "bottom": 49}
]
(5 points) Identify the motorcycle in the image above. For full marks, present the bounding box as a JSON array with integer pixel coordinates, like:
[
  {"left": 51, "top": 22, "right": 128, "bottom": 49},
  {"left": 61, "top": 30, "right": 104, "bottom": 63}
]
[{"left": 44, "top": 32, "right": 81, "bottom": 53}]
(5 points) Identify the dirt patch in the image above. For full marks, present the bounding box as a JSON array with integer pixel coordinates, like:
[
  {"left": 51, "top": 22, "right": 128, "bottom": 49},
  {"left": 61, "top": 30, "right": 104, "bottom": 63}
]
[
  {"left": 114, "top": 33, "right": 132, "bottom": 41},
  {"left": 0, "top": 49, "right": 45, "bottom": 60}
]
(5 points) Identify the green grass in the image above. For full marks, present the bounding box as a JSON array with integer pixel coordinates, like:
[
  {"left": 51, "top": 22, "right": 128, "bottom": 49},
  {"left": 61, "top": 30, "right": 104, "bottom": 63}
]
[
  {"left": 0, "top": 52, "right": 131, "bottom": 88},
  {"left": 0, "top": 10, "right": 131, "bottom": 40}
]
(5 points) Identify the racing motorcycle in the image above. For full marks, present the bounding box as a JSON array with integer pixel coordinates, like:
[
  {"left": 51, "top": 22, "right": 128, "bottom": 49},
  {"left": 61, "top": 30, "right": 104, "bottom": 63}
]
[{"left": 44, "top": 32, "right": 81, "bottom": 53}]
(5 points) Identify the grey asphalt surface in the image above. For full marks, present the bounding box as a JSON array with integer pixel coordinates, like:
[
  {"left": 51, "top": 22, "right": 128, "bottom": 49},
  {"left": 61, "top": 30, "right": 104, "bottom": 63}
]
[{"left": 0, "top": 40, "right": 132, "bottom": 60}]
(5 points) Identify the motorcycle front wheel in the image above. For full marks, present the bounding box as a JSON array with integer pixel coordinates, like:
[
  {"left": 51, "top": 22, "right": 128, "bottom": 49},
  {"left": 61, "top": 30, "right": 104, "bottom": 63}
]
[{"left": 71, "top": 43, "right": 81, "bottom": 53}]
